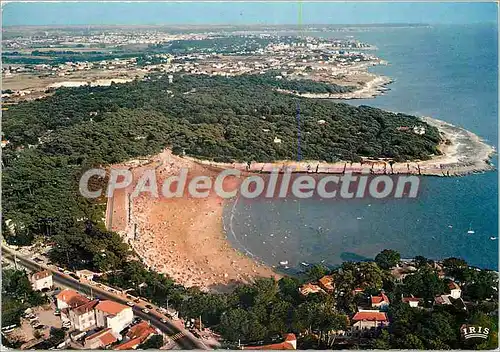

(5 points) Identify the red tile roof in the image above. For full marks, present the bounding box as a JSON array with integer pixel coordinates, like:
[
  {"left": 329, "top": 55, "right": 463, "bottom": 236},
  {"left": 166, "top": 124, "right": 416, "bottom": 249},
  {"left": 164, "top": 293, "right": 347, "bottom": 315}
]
[
  {"left": 371, "top": 293, "right": 390, "bottom": 305},
  {"left": 72, "top": 299, "right": 99, "bottom": 315},
  {"left": 56, "top": 289, "right": 90, "bottom": 308},
  {"left": 242, "top": 334, "right": 296, "bottom": 350},
  {"left": 114, "top": 322, "right": 157, "bottom": 350},
  {"left": 86, "top": 328, "right": 117, "bottom": 346},
  {"left": 318, "top": 275, "right": 334, "bottom": 291},
  {"left": 299, "top": 283, "right": 324, "bottom": 296},
  {"left": 126, "top": 321, "right": 156, "bottom": 340},
  {"left": 352, "top": 311, "right": 388, "bottom": 322},
  {"left": 96, "top": 300, "right": 129, "bottom": 315},
  {"left": 114, "top": 337, "right": 143, "bottom": 350}
]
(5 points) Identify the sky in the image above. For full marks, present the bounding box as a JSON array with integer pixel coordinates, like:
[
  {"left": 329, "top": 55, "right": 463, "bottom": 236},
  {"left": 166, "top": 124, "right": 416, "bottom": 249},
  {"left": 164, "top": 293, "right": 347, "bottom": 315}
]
[{"left": 2, "top": 2, "right": 498, "bottom": 27}]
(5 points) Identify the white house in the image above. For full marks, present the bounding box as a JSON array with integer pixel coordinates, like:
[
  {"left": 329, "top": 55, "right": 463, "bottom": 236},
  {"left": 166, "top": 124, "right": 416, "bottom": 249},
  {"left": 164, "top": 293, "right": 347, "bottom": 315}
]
[
  {"left": 402, "top": 295, "right": 422, "bottom": 308},
  {"left": 30, "top": 270, "right": 53, "bottom": 291},
  {"left": 69, "top": 299, "right": 99, "bottom": 331},
  {"left": 95, "top": 301, "right": 134, "bottom": 334},
  {"left": 449, "top": 282, "right": 462, "bottom": 299},
  {"left": 75, "top": 269, "right": 97, "bottom": 281},
  {"left": 56, "top": 289, "right": 90, "bottom": 310},
  {"left": 352, "top": 310, "right": 389, "bottom": 330}
]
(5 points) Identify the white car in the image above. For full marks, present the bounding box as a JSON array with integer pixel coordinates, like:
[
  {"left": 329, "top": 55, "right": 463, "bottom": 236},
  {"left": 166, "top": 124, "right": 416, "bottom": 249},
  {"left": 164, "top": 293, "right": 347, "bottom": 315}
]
[
  {"left": 161, "top": 318, "right": 168, "bottom": 323},
  {"left": 142, "top": 308, "right": 150, "bottom": 314},
  {"left": 126, "top": 301, "right": 134, "bottom": 307}
]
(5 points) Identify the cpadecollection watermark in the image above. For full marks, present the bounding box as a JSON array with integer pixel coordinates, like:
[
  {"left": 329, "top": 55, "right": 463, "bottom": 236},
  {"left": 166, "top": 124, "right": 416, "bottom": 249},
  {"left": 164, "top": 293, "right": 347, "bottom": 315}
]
[{"left": 79, "top": 167, "right": 421, "bottom": 200}]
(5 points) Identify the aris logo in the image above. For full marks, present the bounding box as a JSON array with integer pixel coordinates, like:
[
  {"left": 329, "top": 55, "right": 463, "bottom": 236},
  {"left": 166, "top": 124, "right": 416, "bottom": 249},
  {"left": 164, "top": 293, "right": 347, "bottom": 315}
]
[{"left": 461, "top": 324, "right": 490, "bottom": 340}]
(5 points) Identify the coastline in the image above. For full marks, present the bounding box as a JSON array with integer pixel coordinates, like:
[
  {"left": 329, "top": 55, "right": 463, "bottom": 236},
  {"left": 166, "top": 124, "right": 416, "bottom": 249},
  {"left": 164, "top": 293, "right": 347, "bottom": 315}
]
[
  {"left": 187, "top": 116, "right": 496, "bottom": 177},
  {"left": 279, "top": 73, "right": 393, "bottom": 100}
]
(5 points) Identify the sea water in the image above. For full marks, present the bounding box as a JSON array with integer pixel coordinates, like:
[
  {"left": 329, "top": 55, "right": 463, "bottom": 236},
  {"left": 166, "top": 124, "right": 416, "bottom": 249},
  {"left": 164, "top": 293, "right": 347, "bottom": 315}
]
[{"left": 224, "top": 24, "right": 498, "bottom": 270}]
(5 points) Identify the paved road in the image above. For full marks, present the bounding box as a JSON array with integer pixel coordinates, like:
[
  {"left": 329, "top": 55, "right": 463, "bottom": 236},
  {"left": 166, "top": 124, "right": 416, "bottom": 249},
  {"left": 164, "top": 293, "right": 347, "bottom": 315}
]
[{"left": 2, "top": 246, "right": 208, "bottom": 350}]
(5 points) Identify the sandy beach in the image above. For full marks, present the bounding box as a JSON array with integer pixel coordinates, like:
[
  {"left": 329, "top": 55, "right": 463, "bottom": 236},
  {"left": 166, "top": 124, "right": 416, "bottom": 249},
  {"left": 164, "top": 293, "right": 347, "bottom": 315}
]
[{"left": 106, "top": 150, "right": 279, "bottom": 292}]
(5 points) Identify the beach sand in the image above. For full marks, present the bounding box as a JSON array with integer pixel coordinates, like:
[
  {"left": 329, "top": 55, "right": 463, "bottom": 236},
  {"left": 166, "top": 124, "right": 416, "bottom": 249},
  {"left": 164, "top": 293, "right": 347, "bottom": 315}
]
[{"left": 107, "top": 150, "right": 279, "bottom": 292}]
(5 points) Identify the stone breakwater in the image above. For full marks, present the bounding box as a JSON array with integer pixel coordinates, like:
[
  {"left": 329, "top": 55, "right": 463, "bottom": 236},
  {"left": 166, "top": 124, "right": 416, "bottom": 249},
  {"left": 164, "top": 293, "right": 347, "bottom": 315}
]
[{"left": 187, "top": 117, "right": 495, "bottom": 177}]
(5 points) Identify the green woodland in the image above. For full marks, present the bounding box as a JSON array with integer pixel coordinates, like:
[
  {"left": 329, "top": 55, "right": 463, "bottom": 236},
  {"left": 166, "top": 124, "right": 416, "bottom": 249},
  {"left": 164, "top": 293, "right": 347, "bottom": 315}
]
[{"left": 4, "top": 73, "right": 491, "bottom": 349}]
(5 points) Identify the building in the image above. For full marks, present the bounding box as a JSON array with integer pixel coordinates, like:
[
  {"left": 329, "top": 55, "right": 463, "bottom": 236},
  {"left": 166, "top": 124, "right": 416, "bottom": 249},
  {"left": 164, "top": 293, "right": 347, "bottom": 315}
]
[
  {"left": 56, "top": 289, "right": 90, "bottom": 310},
  {"left": 352, "top": 310, "right": 388, "bottom": 330},
  {"left": 299, "top": 283, "right": 325, "bottom": 296},
  {"left": 448, "top": 282, "right": 462, "bottom": 299},
  {"left": 434, "top": 294, "right": 452, "bottom": 306},
  {"left": 371, "top": 292, "right": 390, "bottom": 310},
  {"left": 95, "top": 300, "right": 134, "bottom": 334},
  {"left": 76, "top": 269, "right": 97, "bottom": 281},
  {"left": 29, "top": 270, "right": 53, "bottom": 291},
  {"left": 69, "top": 299, "right": 99, "bottom": 331},
  {"left": 242, "top": 333, "right": 297, "bottom": 350},
  {"left": 84, "top": 328, "right": 119, "bottom": 349},
  {"left": 401, "top": 295, "right": 422, "bottom": 308},
  {"left": 114, "top": 321, "right": 157, "bottom": 350},
  {"left": 318, "top": 275, "right": 335, "bottom": 293},
  {"left": 352, "top": 287, "right": 364, "bottom": 295}
]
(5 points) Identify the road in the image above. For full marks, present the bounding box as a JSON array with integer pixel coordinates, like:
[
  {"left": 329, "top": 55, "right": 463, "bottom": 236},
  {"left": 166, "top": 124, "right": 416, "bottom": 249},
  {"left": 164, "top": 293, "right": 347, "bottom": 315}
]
[{"left": 2, "top": 245, "right": 208, "bottom": 350}]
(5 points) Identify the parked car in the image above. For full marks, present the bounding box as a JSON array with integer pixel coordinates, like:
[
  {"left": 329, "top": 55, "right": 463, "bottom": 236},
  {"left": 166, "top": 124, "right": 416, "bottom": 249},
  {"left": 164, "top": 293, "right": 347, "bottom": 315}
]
[
  {"left": 142, "top": 308, "right": 150, "bottom": 314},
  {"left": 134, "top": 298, "right": 140, "bottom": 303},
  {"left": 126, "top": 301, "right": 134, "bottom": 307},
  {"left": 145, "top": 304, "right": 153, "bottom": 309},
  {"left": 161, "top": 318, "right": 168, "bottom": 323}
]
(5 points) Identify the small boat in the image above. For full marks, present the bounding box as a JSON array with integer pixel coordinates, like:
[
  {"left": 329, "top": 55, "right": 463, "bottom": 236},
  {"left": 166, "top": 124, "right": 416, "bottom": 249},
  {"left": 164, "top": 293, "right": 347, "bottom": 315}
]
[
  {"left": 490, "top": 237, "right": 498, "bottom": 240},
  {"left": 467, "top": 223, "right": 475, "bottom": 234},
  {"left": 301, "top": 262, "right": 309, "bottom": 267},
  {"left": 356, "top": 217, "right": 362, "bottom": 220},
  {"left": 279, "top": 260, "right": 289, "bottom": 266},
  {"left": 448, "top": 225, "right": 453, "bottom": 228}
]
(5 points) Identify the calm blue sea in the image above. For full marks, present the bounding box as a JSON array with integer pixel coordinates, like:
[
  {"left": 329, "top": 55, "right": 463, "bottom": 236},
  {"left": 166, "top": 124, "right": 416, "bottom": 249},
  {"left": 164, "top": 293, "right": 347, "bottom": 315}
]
[{"left": 224, "top": 24, "right": 499, "bottom": 270}]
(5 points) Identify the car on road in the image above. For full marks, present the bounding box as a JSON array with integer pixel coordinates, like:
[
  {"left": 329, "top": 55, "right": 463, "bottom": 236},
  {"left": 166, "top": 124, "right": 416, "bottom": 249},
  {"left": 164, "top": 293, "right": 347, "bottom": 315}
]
[
  {"left": 161, "top": 318, "right": 168, "bottom": 323},
  {"left": 145, "top": 304, "right": 153, "bottom": 309},
  {"left": 126, "top": 301, "right": 134, "bottom": 307},
  {"left": 142, "top": 308, "right": 150, "bottom": 314},
  {"left": 134, "top": 298, "right": 140, "bottom": 303}
]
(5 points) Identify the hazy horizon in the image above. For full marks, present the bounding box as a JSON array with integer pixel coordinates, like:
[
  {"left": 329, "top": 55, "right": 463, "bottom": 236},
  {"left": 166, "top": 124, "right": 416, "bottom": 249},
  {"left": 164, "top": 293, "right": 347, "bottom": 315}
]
[{"left": 2, "top": 2, "right": 497, "bottom": 27}]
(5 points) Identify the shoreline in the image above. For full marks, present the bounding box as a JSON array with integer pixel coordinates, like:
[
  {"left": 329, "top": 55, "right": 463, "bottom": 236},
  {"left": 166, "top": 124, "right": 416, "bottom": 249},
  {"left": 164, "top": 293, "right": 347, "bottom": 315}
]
[
  {"left": 278, "top": 73, "right": 393, "bottom": 100},
  {"left": 186, "top": 116, "right": 496, "bottom": 177}
]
